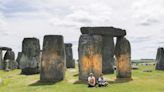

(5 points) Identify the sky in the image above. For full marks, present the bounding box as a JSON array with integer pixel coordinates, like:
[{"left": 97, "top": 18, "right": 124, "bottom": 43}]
[{"left": 0, "top": 0, "right": 164, "bottom": 60}]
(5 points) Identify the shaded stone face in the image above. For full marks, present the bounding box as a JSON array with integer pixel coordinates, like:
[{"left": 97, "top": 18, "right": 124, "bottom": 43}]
[
  {"left": 4, "top": 50, "right": 18, "bottom": 70},
  {"left": 155, "top": 48, "right": 164, "bottom": 70},
  {"left": 65, "top": 43, "right": 75, "bottom": 68},
  {"left": 20, "top": 38, "right": 40, "bottom": 75},
  {"left": 0, "top": 50, "right": 3, "bottom": 69},
  {"left": 102, "top": 36, "right": 114, "bottom": 74},
  {"left": 78, "top": 34, "right": 102, "bottom": 81},
  {"left": 40, "top": 35, "right": 65, "bottom": 82},
  {"left": 16, "top": 52, "right": 22, "bottom": 69},
  {"left": 81, "top": 27, "right": 126, "bottom": 37},
  {"left": 115, "top": 37, "right": 131, "bottom": 79},
  {"left": 0, "top": 47, "right": 12, "bottom": 70}
]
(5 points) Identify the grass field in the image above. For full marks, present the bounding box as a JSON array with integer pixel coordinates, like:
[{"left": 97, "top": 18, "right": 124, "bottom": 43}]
[{"left": 0, "top": 65, "right": 164, "bottom": 92}]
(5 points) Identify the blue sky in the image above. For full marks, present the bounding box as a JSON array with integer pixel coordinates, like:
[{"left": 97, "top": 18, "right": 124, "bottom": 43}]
[{"left": 0, "top": 0, "right": 164, "bottom": 59}]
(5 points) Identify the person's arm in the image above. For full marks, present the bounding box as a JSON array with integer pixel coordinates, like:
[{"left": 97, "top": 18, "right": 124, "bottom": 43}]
[
  {"left": 93, "top": 77, "right": 96, "bottom": 85},
  {"left": 88, "top": 77, "right": 90, "bottom": 84}
]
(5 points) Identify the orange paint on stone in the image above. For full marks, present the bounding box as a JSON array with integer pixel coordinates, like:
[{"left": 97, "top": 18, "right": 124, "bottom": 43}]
[
  {"left": 92, "top": 54, "right": 102, "bottom": 72},
  {"left": 81, "top": 56, "right": 90, "bottom": 71},
  {"left": 51, "top": 52, "right": 60, "bottom": 60},
  {"left": 116, "top": 54, "right": 131, "bottom": 78}
]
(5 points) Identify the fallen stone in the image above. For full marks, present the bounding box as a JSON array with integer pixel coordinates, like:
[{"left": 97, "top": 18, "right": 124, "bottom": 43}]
[{"left": 143, "top": 70, "right": 153, "bottom": 72}]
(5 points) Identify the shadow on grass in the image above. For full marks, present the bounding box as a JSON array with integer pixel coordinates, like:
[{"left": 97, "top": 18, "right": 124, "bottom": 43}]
[
  {"left": 73, "top": 74, "right": 79, "bottom": 77},
  {"left": 73, "top": 80, "right": 87, "bottom": 84},
  {"left": 29, "top": 80, "right": 61, "bottom": 86},
  {"left": 108, "top": 78, "right": 133, "bottom": 84},
  {"left": 73, "top": 78, "right": 132, "bottom": 85}
]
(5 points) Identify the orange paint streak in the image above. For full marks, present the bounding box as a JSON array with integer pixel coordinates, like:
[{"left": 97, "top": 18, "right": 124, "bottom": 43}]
[
  {"left": 92, "top": 54, "right": 102, "bottom": 72},
  {"left": 116, "top": 54, "right": 131, "bottom": 73},
  {"left": 81, "top": 56, "right": 90, "bottom": 71}
]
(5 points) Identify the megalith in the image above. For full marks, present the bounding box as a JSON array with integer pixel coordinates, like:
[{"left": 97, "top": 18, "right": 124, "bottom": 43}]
[
  {"left": 115, "top": 37, "right": 131, "bottom": 79},
  {"left": 40, "top": 35, "right": 66, "bottom": 82},
  {"left": 64, "top": 43, "right": 75, "bottom": 68},
  {"left": 19, "top": 38, "right": 40, "bottom": 75},
  {"left": 102, "top": 36, "right": 115, "bottom": 74},
  {"left": 81, "top": 27, "right": 126, "bottom": 74},
  {"left": 78, "top": 34, "right": 102, "bottom": 81},
  {"left": 0, "top": 49, "right": 3, "bottom": 69},
  {"left": 0, "top": 47, "right": 12, "bottom": 70},
  {"left": 155, "top": 47, "right": 164, "bottom": 70},
  {"left": 4, "top": 50, "right": 17, "bottom": 70},
  {"left": 16, "top": 52, "right": 22, "bottom": 69}
]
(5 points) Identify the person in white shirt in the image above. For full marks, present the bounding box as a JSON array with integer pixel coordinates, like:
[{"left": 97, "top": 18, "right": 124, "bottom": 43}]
[
  {"left": 98, "top": 74, "right": 108, "bottom": 87},
  {"left": 88, "top": 73, "right": 96, "bottom": 87}
]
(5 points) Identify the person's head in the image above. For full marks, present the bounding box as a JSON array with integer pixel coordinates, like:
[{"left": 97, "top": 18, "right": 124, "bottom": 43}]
[{"left": 89, "top": 73, "right": 93, "bottom": 77}]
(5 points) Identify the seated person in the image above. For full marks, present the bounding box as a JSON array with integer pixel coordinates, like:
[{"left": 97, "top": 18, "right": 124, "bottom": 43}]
[
  {"left": 88, "top": 73, "right": 96, "bottom": 87},
  {"left": 98, "top": 74, "right": 108, "bottom": 87}
]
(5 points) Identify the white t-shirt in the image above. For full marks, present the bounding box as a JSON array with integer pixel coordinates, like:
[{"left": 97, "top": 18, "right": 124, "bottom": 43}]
[{"left": 88, "top": 76, "right": 95, "bottom": 84}]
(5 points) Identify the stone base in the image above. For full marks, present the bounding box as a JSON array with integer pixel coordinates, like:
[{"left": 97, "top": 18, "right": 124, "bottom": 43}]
[
  {"left": 21, "top": 67, "right": 39, "bottom": 75},
  {"left": 102, "top": 69, "right": 114, "bottom": 74}
]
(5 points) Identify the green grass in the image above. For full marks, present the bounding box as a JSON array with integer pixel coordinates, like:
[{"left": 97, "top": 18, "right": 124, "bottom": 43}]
[{"left": 0, "top": 65, "right": 164, "bottom": 92}]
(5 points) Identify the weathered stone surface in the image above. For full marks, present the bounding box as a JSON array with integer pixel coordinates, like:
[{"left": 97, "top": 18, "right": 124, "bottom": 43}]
[
  {"left": 64, "top": 43, "right": 75, "bottom": 68},
  {"left": 78, "top": 34, "right": 102, "bottom": 81},
  {"left": 40, "top": 35, "right": 65, "bottom": 82},
  {"left": 4, "top": 50, "right": 18, "bottom": 70},
  {"left": 155, "top": 47, "right": 164, "bottom": 70},
  {"left": 102, "top": 36, "right": 114, "bottom": 74},
  {"left": 20, "top": 38, "right": 40, "bottom": 75},
  {"left": 81, "top": 27, "right": 126, "bottom": 37},
  {"left": 0, "top": 50, "right": 3, "bottom": 69},
  {"left": 16, "top": 52, "right": 22, "bottom": 69},
  {"left": 0, "top": 47, "right": 12, "bottom": 70},
  {"left": 115, "top": 37, "right": 131, "bottom": 79}
]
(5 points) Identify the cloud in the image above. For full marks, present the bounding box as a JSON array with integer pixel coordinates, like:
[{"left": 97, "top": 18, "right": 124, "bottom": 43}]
[
  {"left": 49, "top": 3, "right": 112, "bottom": 28},
  {"left": 131, "top": 0, "right": 164, "bottom": 26},
  {"left": 0, "top": 0, "right": 164, "bottom": 60}
]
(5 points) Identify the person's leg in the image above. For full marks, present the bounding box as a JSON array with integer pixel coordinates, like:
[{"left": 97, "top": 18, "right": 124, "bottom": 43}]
[{"left": 88, "top": 84, "right": 95, "bottom": 87}]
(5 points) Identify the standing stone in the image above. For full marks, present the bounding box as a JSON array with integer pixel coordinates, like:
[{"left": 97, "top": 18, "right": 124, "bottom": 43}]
[
  {"left": 4, "top": 50, "right": 17, "bottom": 70},
  {"left": 115, "top": 37, "right": 131, "bottom": 79},
  {"left": 102, "top": 36, "right": 115, "bottom": 74},
  {"left": 40, "top": 35, "right": 65, "bottom": 82},
  {"left": 0, "top": 47, "right": 12, "bottom": 70},
  {"left": 20, "top": 38, "right": 40, "bottom": 75},
  {"left": 78, "top": 34, "right": 102, "bottom": 81},
  {"left": 81, "top": 27, "right": 126, "bottom": 74},
  {"left": 16, "top": 52, "right": 22, "bottom": 69},
  {"left": 0, "top": 49, "right": 3, "bottom": 69},
  {"left": 155, "top": 47, "right": 164, "bottom": 70},
  {"left": 65, "top": 43, "right": 75, "bottom": 68}
]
